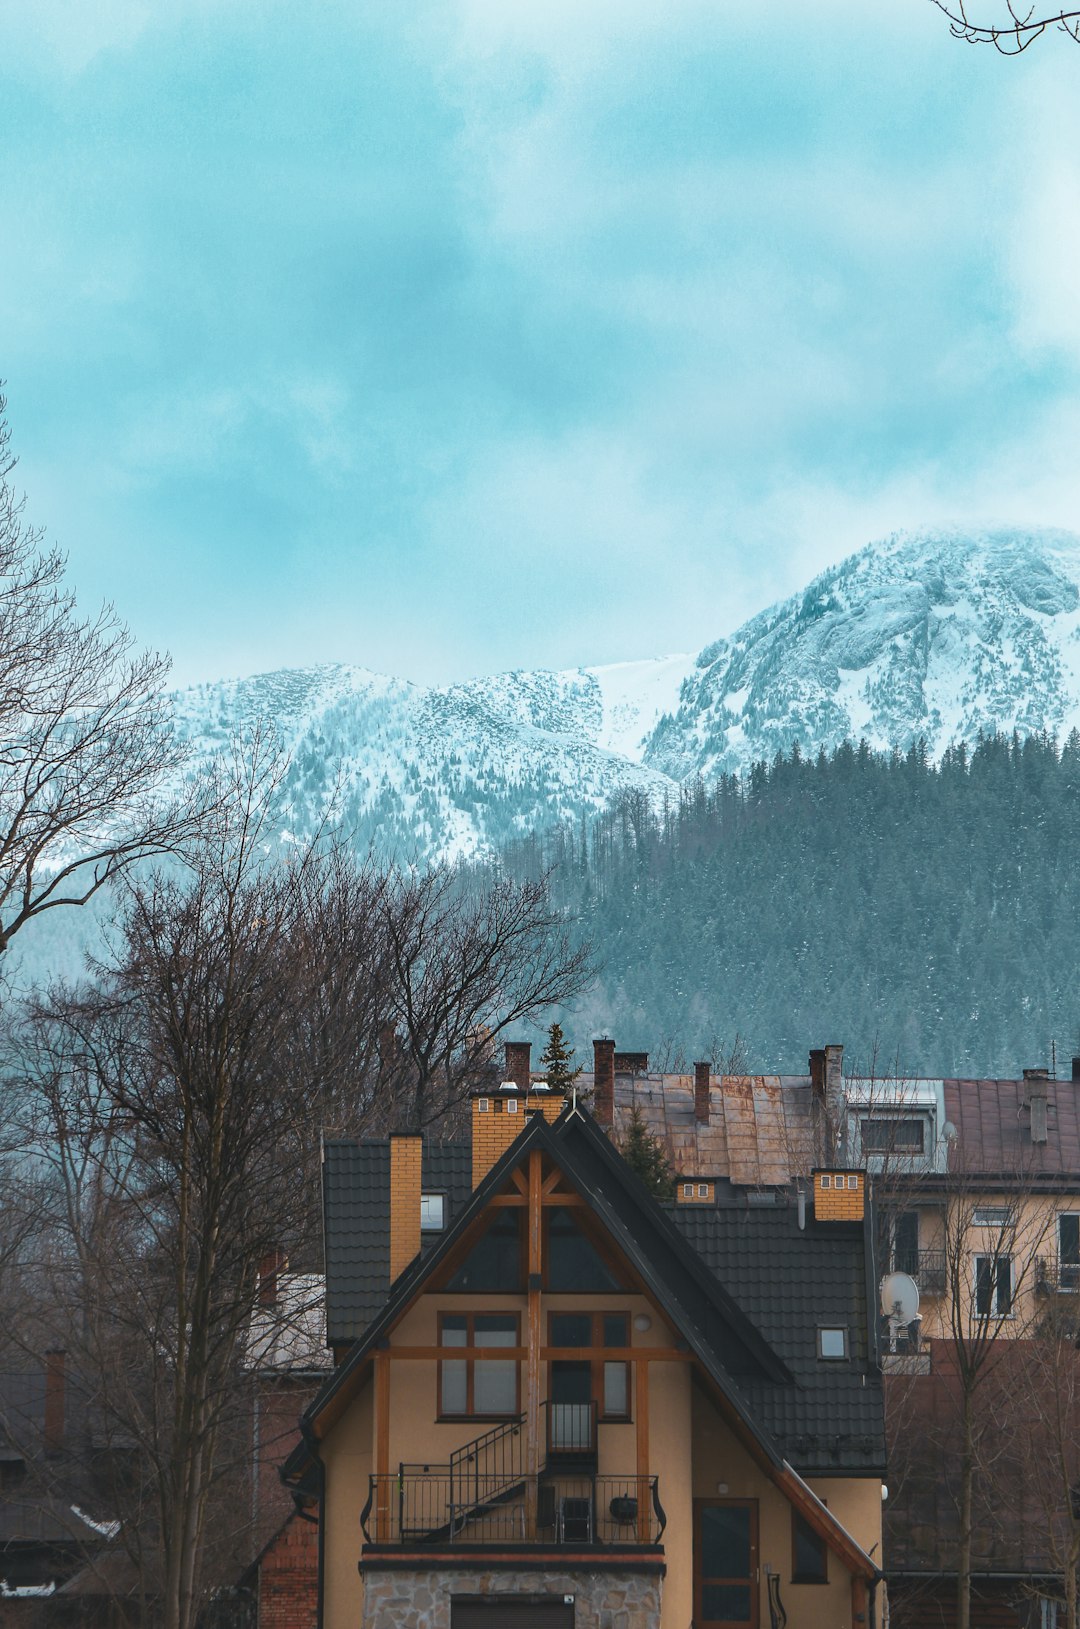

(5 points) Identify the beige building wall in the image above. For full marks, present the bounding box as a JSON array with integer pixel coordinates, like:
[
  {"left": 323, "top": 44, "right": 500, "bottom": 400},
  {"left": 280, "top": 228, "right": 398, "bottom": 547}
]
[
  {"left": 910, "top": 1192, "right": 1075, "bottom": 1340},
  {"left": 315, "top": 1293, "right": 880, "bottom": 1629}
]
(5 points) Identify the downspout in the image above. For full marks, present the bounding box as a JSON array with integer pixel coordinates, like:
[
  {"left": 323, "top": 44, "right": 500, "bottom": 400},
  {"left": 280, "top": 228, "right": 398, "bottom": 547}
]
[{"left": 299, "top": 1417, "right": 326, "bottom": 1629}]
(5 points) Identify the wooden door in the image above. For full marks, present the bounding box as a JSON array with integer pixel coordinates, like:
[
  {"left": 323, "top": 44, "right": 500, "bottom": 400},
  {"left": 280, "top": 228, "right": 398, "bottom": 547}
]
[{"left": 694, "top": 1499, "right": 759, "bottom": 1629}]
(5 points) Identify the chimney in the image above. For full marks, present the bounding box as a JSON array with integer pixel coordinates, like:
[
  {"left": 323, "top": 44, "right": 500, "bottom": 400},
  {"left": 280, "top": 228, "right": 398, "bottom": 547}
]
[
  {"left": 504, "top": 1041, "right": 532, "bottom": 1094},
  {"left": 389, "top": 1133, "right": 423, "bottom": 1281},
  {"left": 694, "top": 1060, "right": 711, "bottom": 1125},
  {"left": 1025, "top": 1068, "right": 1049, "bottom": 1145},
  {"left": 824, "top": 1044, "right": 845, "bottom": 1158},
  {"left": 593, "top": 1038, "right": 615, "bottom": 1128},
  {"left": 1073, "top": 1058, "right": 1080, "bottom": 1084},
  {"left": 809, "top": 1049, "right": 826, "bottom": 1101},
  {"left": 258, "top": 1248, "right": 288, "bottom": 1307},
  {"left": 44, "top": 1350, "right": 65, "bottom": 1454}
]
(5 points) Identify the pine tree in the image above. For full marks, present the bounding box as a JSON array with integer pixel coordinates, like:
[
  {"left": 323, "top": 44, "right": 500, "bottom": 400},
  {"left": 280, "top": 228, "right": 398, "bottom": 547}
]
[
  {"left": 539, "top": 1021, "right": 582, "bottom": 1093},
  {"left": 619, "top": 1106, "right": 675, "bottom": 1200}
]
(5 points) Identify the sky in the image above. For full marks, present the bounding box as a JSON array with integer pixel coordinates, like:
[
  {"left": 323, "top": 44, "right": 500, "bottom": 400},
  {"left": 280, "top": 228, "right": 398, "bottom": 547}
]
[{"left": 2, "top": 1, "right": 1080, "bottom": 689}]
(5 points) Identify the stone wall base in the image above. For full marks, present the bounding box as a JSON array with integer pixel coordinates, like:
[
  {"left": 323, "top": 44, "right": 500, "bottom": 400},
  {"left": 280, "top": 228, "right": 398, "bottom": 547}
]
[{"left": 361, "top": 1564, "right": 662, "bottom": 1629}]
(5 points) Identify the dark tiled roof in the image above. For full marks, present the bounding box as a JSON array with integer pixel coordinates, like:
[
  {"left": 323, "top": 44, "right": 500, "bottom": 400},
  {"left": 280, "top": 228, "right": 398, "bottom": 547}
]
[
  {"left": 944, "top": 1076, "right": 1080, "bottom": 1174},
  {"left": 318, "top": 1109, "right": 884, "bottom": 1480},
  {"left": 670, "top": 1205, "right": 883, "bottom": 1475},
  {"left": 323, "top": 1139, "right": 471, "bottom": 1345}
]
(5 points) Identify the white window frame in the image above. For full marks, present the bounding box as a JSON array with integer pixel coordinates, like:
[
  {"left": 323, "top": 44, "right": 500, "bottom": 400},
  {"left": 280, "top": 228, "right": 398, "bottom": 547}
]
[
  {"left": 972, "top": 1206, "right": 1011, "bottom": 1228},
  {"left": 420, "top": 1193, "right": 445, "bottom": 1232},
  {"left": 974, "top": 1253, "right": 1013, "bottom": 1318}
]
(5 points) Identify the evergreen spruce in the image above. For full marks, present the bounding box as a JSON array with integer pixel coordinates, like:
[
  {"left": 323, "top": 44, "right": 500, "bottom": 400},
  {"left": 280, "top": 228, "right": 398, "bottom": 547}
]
[
  {"left": 620, "top": 1107, "right": 675, "bottom": 1200},
  {"left": 539, "top": 1021, "right": 582, "bottom": 1092}
]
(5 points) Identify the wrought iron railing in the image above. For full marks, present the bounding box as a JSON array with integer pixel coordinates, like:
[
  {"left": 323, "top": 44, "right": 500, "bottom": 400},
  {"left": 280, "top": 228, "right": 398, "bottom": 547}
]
[
  {"left": 1036, "top": 1256, "right": 1080, "bottom": 1295},
  {"left": 543, "top": 1398, "right": 597, "bottom": 1459},
  {"left": 360, "top": 1470, "right": 665, "bottom": 1547},
  {"left": 449, "top": 1414, "right": 524, "bottom": 1516},
  {"left": 892, "top": 1246, "right": 947, "bottom": 1295}
]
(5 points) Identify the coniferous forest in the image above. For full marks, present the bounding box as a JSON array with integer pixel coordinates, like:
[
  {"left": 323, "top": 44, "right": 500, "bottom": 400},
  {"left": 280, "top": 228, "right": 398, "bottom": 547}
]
[{"left": 503, "top": 731, "right": 1080, "bottom": 1079}]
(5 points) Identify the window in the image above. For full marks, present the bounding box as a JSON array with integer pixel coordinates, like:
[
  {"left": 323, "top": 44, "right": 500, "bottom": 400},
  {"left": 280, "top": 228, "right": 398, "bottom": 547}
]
[
  {"left": 698, "top": 1184, "right": 709, "bottom": 1198},
  {"left": 846, "top": 1175, "right": 859, "bottom": 1190},
  {"left": 477, "top": 1098, "right": 490, "bottom": 1112},
  {"left": 444, "top": 1210, "right": 523, "bottom": 1291},
  {"left": 972, "top": 1206, "right": 1011, "bottom": 1228},
  {"left": 892, "top": 1211, "right": 919, "bottom": 1276},
  {"left": 545, "top": 1206, "right": 622, "bottom": 1292},
  {"left": 860, "top": 1118, "right": 925, "bottom": 1153},
  {"left": 549, "top": 1311, "right": 630, "bottom": 1419},
  {"left": 1061, "top": 1215, "right": 1080, "bottom": 1289},
  {"left": 817, "top": 1327, "right": 848, "bottom": 1360},
  {"left": 819, "top": 1174, "right": 832, "bottom": 1189},
  {"left": 791, "top": 1509, "right": 828, "bottom": 1583},
  {"left": 684, "top": 1184, "right": 694, "bottom": 1198},
  {"left": 439, "top": 1312, "right": 520, "bottom": 1417},
  {"left": 975, "top": 1255, "right": 1013, "bottom": 1317},
  {"left": 420, "top": 1194, "right": 445, "bottom": 1232},
  {"left": 1041, "top": 1598, "right": 1061, "bottom": 1629}
]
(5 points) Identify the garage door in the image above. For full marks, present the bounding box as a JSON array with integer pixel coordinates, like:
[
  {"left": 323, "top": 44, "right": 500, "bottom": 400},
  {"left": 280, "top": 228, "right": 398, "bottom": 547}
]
[{"left": 451, "top": 1597, "right": 574, "bottom": 1629}]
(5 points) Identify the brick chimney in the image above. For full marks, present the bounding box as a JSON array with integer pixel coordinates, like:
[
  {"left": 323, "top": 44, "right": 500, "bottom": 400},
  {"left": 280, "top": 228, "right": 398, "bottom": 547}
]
[
  {"left": 694, "top": 1061, "right": 711, "bottom": 1124},
  {"left": 504, "top": 1041, "right": 532, "bottom": 1093},
  {"left": 258, "top": 1248, "right": 288, "bottom": 1307},
  {"left": 1072, "top": 1057, "right": 1080, "bottom": 1084},
  {"left": 44, "top": 1350, "right": 65, "bottom": 1454},
  {"left": 809, "top": 1049, "right": 826, "bottom": 1101},
  {"left": 389, "top": 1133, "right": 423, "bottom": 1281},
  {"left": 593, "top": 1038, "right": 615, "bottom": 1128}
]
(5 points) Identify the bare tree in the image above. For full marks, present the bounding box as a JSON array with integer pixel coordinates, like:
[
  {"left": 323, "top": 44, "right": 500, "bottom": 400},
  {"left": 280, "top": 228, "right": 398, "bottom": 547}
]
[
  {"left": 8, "top": 738, "right": 594, "bottom": 1629},
  {"left": 931, "top": 0, "right": 1080, "bottom": 50},
  {"left": 0, "top": 397, "right": 202, "bottom": 956}
]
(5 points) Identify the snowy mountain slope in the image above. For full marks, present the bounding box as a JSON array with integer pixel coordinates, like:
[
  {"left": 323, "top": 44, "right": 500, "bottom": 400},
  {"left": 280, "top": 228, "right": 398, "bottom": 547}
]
[
  {"left": 166, "top": 527, "right": 1080, "bottom": 862},
  {"left": 171, "top": 656, "right": 691, "bottom": 862},
  {"left": 643, "top": 528, "right": 1080, "bottom": 779}
]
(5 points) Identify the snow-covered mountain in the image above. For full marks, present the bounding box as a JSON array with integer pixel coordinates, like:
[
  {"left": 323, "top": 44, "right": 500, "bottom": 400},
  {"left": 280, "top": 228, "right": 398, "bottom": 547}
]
[
  {"left": 172, "top": 654, "right": 694, "bottom": 862},
  {"left": 644, "top": 527, "right": 1080, "bottom": 780},
  {"left": 170, "top": 527, "right": 1080, "bottom": 860}
]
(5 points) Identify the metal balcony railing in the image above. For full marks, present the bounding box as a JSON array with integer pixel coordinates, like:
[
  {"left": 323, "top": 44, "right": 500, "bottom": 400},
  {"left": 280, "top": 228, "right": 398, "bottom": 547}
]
[
  {"left": 360, "top": 1470, "right": 666, "bottom": 1547},
  {"left": 893, "top": 1246, "right": 947, "bottom": 1295},
  {"left": 1036, "top": 1256, "right": 1080, "bottom": 1295}
]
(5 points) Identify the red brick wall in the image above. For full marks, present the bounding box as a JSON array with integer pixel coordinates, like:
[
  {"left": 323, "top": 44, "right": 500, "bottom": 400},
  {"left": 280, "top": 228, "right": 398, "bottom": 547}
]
[{"left": 256, "top": 1509, "right": 318, "bottom": 1629}]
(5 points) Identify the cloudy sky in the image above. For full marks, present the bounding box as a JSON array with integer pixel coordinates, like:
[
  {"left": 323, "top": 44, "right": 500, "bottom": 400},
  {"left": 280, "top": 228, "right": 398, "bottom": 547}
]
[{"left": 2, "top": 1, "right": 1080, "bottom": 687}]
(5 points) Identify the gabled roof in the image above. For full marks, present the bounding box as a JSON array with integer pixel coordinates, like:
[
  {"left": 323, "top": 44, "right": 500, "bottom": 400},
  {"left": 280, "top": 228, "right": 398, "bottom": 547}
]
[{"left": 290, "top": 1105, "right": 883, "bottom": 1581}]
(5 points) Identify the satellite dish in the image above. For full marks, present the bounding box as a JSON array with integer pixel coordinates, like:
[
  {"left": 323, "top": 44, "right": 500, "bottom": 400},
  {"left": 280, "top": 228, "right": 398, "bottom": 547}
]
[
  {"left": 942, "top": 1121, "right": 958, "bottom": 1142},
  {"left": 880, "top": 1271, "right": 920, "bottom": 1324}
]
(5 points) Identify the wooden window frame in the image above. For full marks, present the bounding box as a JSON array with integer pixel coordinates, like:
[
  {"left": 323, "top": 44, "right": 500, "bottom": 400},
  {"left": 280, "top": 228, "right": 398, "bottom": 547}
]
[
  {"left": 791, "top": 1506, "right": 828, "bottom": 1584},
  {"left": 546, "top": 1310, "right": 632, "bottom": 1421},
  {"left": 694, "top": 1497, "right": 759, "bottom": 1629},
  {"left": 438, "top": 1311, "right": 521, "bottom": 1421}
]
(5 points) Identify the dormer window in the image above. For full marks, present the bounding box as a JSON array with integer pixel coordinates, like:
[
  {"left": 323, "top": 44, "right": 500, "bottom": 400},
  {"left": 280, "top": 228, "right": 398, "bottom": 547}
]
[{"left": 860, "top": 1118, "right": 925, "bottom": 1153}]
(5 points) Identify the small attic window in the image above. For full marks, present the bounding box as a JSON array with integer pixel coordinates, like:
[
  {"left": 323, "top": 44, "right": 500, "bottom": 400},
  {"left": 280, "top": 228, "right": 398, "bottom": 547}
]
[
  {"left": 683, "top": 1183, "right": 694, "bottom": 1199},
  {"left": 697, "top": 1183, "right": 708, "bottom": 1198},
  {"left": 846, "top": 1175, "right": 859, "bottom": 1191},
  {"left": 420, "top": 1194, "right": 445, "bottom": 1232},
  {"left": 477, "top": 1099, "right": 490, "bottom": 1112},
  {"left": 506, "top": 1100, "right": 519, "bottom": 1115},
  {"left": 817, "top": 1327, "right": 849, "bottom": 1361},
  {"left": 820, "top": 1174, "right": 832, "bottom": 1190}
]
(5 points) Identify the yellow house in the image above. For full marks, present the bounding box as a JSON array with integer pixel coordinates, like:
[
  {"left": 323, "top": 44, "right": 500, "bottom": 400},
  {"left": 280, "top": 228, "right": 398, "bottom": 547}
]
[{"left": 284, "top": 1090, "right": 885, "bottom": 1629}]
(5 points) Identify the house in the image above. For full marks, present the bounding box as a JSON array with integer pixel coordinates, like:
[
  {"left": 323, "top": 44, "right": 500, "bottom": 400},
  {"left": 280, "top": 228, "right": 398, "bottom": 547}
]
[
  {"left": 589, "top": 1041, "right": 1080, "bottom": 1629},
  {"left": 282, "top": 1068, "right": 886, "bottom": 1629}
]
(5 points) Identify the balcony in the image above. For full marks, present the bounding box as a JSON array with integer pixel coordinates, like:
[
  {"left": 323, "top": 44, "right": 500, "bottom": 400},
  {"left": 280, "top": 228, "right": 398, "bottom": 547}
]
[
  {"left": 893, "top": 1247, "right": 947, "bottom": 1296},
  {"left": 361, "top": 1469, "right": 666, "bottom": 1548},
  {"left": 1036, "top": 1257, "right": 1080, "bottom": 1295}
]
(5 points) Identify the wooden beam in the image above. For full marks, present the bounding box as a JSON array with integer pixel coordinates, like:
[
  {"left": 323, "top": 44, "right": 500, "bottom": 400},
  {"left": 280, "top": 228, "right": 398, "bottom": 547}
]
[
  {"left": 635, "top": 1356, "right": 649, "bottom": 1542},
  {"left": 487, "top": 1191, "right": 587, "bottom": 1208},
  {"left": 374, "top": 1349, "right": 390, "bottom": 1542},
  {"left": 383, "top": 1344, "right": 689, "bottom": 1362},
  {"left": 852, "top": 1575, "right": 869, "bottom": 1627},
  {"left": 526, "top": 1147, "right": 543, "bottom": 1539},
  {"left": 510, "top": 1168, "right": 529, "bottom": 1195}
]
